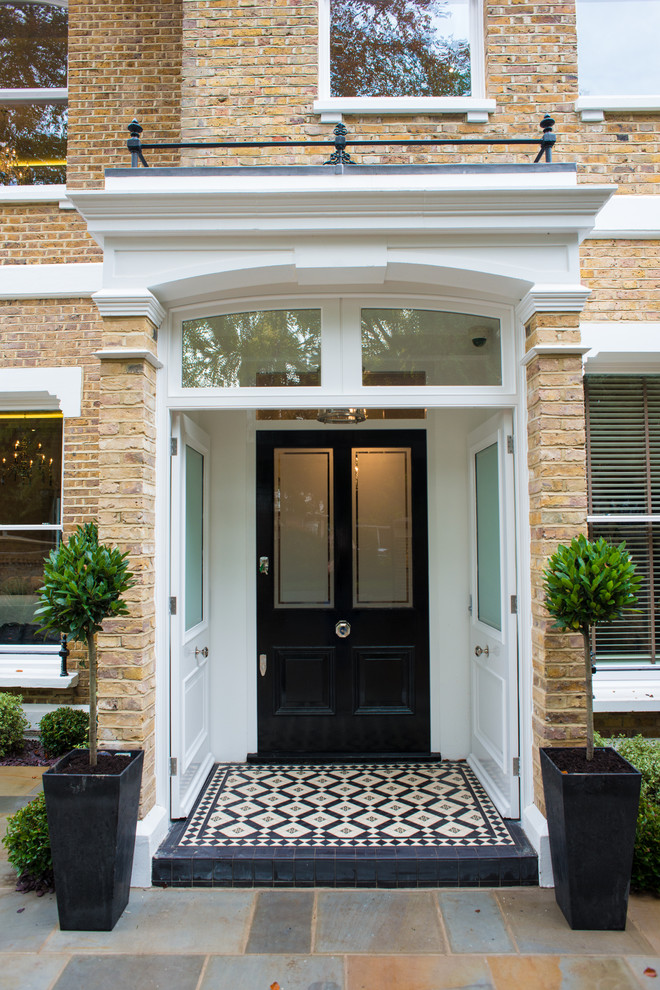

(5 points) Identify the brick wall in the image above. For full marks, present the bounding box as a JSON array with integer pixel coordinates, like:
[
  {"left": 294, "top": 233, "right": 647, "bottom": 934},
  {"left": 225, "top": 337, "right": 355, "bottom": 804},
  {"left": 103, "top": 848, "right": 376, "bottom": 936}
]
[
  {"left": 581, "top": 240, "right": 660, "bottom": 321},
  {"left": 595, "top": 712, "right": 660, "bottom": 739},
  {"left": 0, "top": 205, "right": 100, "bottom": 265}
]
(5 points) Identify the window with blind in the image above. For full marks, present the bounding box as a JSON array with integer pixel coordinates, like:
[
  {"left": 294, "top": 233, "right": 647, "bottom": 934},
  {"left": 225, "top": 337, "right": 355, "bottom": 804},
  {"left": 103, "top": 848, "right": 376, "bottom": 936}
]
[{"left": 585, "top": 376, "right": 660, "bottom": 665}]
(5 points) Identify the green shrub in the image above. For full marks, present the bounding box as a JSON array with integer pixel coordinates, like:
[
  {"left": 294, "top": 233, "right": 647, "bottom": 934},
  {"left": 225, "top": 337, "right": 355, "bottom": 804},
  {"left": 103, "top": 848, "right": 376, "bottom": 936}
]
[
  {"left": 0, "top": 693, "right": 28, "bottom": 757},
  {"left": 2, "top": 793, "right": 52, "bottom": 884},
  {"left": 598, "top": 732, "right": 660, "bottom": 895},
  {"left": 39, "top": 706, "right": 88, "bottom": 758}
]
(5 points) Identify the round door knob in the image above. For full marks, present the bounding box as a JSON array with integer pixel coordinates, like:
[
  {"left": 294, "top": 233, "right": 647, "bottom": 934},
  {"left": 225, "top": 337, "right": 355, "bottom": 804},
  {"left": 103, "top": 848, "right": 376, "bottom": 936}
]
[
  {"left": 335, "top": 620, "right": 351, "bottom": 638},
  {"left": 195, "top": 646, "right": 209, "bottom": 658},
  {"left": 474, "top": 645, "right": 489, "bottom": 657}
]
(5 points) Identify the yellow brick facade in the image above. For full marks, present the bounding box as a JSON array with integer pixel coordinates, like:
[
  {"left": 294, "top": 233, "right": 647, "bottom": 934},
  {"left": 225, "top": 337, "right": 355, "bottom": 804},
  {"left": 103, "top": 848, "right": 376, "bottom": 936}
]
[{"left": 1, "top": 0, "right": 659, "bottom": 828}]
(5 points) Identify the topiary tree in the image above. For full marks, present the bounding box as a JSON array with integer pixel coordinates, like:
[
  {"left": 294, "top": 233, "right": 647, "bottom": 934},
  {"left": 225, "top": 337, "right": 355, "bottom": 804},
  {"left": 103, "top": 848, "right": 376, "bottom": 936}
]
[
  {"left": 543, "top": 534, "right": 641, "bottom": 761},
  {"left": 35, "top": 523, "right": 134, "bottom": 767}
]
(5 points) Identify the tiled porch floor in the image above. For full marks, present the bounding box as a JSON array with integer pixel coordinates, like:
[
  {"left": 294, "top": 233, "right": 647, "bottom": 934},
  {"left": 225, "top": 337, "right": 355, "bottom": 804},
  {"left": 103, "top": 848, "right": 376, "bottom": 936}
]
[{"left": 153, "top": 761, "right": 538, "bottom": 887}]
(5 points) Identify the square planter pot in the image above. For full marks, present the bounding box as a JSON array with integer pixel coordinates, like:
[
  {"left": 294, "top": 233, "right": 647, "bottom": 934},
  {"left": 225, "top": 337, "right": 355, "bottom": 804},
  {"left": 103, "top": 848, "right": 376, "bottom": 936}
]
[
  {"left": 43, "top": 749, "right": 144, "bottom": 931},
  {"left": 540, "top": 746, "right": 641, "bottom": 931}
]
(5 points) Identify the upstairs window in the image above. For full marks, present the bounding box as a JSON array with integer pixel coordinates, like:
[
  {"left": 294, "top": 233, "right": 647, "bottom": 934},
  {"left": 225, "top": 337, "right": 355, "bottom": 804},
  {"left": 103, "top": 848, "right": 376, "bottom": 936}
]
[
  {"left": 0, "top": 1, "right": 67, "bottom": 185},
  {"left": 577, "top": 0, "right": 660, "bottom": 97},
  {"left": 0, "top": 413, "right": 63, "bottom": 650}
]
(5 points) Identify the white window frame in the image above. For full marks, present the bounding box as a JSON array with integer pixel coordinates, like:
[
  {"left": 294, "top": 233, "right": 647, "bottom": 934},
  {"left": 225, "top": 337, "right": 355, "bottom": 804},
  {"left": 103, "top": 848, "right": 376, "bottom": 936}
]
[
  {"left": 1, "top": 0, "right": 68, "bottom": 180},
  {"left": 314, "top": 0, "right": 494, "bottom": 123},
  {"left": 168, "top": 293, "right": 515, "bottom": 406},
  {"left": 574, "top": 0, "right": 660, "bottom": 120}
]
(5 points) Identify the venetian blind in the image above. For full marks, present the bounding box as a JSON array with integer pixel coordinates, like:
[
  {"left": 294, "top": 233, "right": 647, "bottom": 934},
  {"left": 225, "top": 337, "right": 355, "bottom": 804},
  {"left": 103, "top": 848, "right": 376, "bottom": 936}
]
[{"left": 585, "top": 376, "right": 660, "bottom": 664}]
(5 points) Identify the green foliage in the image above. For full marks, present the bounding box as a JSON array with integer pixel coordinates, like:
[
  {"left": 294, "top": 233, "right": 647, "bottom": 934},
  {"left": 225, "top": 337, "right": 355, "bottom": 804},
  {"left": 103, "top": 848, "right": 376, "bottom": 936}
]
[
  {"left": 36, "top": 522, "right": 134, "bottom": 644},
  {"left": 0, "top": 692, "right": 28, "bottom": 758},
  {"left": 2, "top": 793, "right": 52, "bottom": 881},
  {"left": 599, "top": 734, "right": 660, "bottom": 895},
  {"left": 543, "top": 534, "right": 641, "bottom": 635},
  {"left": 39, "top": 707, "right": 88, "bottom": 758}
]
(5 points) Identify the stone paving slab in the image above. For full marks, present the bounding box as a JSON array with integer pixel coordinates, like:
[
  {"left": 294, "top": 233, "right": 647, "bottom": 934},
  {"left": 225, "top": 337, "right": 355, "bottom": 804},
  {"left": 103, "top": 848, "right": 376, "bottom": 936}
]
[
  {"left": 0, "top": 767, "right": 46, "bottom": 797},
  {"left": 201, "top": 954, "right": 345, "bottom": 990},
  {"left": 0, "top": 952, "right": 68, "bottom": 990},
  {"left": 440, "top": 889, "right": 515, "bottom": 954},
  {"left": 51, "top": 954, "right": 205, "bottom": 990},
  {"left": 246, "top": 890, "right": 315, "bottom": 954},
  {"left": 315, "top": 889, "right": 445, "bottom": 954},
  {"left": 0, "top": 889, "right": 57, "bottom": 952},
  {"left": 346, "top": 954, "right": 493, "bottom": 989}
]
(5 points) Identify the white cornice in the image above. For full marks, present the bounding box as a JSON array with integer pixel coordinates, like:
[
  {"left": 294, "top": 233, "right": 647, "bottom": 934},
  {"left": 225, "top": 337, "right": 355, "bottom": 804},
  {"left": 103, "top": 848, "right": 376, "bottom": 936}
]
[
  {"left": 92, "top": 289, "right": 166, "bottom": 328},
  {"left": 0, "top": 263, "right": 101, "bottom": 299},
  {"left": 0, "top": 367, "right": 82, "bottom": 416},
  {"left": 93, "top": 349, "right": 163, "bottom": 370},
  {"left": 521, "top": 344, "right": 591, "bottom": 367},
  {"left": 588, "top": 195, "right": 660, "bottom": 239},
  {"left": 515, "top": 285, "right": 592, "bottom": 328}
]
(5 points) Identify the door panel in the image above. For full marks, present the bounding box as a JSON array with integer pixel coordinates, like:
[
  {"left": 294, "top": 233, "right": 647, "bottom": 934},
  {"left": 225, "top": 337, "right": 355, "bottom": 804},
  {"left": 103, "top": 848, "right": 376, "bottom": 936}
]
[
  {"left": 257, "top": 430, "right": 429, "bottom": 754},
  {"left": 468, "top": 414, "right": 519, "bottom": 818},
  {"left": 170, "top": 414, "right": 214, "bottom": 818}
]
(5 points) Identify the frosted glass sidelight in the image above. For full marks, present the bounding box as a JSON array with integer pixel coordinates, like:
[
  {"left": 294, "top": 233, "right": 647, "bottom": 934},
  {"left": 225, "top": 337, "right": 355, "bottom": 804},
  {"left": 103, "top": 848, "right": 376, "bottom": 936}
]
[
  {"left": 361, "top": 308, "right": 501, "bottom": 386},
  {"left": 185, "top": 445, "right": 204, "bottom": 630},
  {"left": 475, "top": 443, "right": 501, "bottom": 630},
  {"left": 275, "top": 449, "right": 334, "bottom": 607},
  {"left": 182, "top": 309, "right": 321, "bottom": 388},
  {"left": 353, "top": 448, "right": 412, "bottom": 607}
]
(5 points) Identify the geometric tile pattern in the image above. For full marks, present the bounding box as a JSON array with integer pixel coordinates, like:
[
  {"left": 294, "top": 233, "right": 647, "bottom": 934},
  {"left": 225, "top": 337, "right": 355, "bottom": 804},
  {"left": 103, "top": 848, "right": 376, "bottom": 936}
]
[{"left": 179, "top": 762, "right": 516, "bottom": 848}]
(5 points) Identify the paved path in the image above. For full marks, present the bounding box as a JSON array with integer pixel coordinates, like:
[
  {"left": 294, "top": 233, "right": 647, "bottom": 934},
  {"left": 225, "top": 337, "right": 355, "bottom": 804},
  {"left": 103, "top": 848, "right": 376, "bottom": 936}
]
[{"left": 1, "top": 768, "right": 659, "bottom": 989}]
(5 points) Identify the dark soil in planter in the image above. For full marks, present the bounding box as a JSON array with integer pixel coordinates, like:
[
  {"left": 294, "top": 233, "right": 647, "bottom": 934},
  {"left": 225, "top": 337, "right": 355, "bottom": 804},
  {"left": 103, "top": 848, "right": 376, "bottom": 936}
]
[
  {"left": 0, "top": 741, "right": 58, "bottom": 767},
  {"left": 549, "top": 747, "right": 639, "bottom": 774},
  {"left": 56, "top": 750, "right": 132, "bottom": 775}
]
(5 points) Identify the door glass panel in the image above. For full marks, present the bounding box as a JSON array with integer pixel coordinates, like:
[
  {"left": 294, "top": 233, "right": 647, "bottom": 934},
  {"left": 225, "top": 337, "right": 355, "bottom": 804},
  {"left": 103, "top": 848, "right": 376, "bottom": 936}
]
[
  {"left": 361, "top": 308, "right": 502, "bottom": 386},
  {"left": 275, "top": 449, "right": 334, "bottom": 607},
  {"left": 181, "top": 309, "right": 321, "bottom": 387},
  {"left": 475, "top": 443, "right": 501, "bottom": 630},
  {"left": 353, "top": 448, "right": 412, "bottom": 607},
  {"left": 185, "top": 445, "right": 204, "bottom": 630}
]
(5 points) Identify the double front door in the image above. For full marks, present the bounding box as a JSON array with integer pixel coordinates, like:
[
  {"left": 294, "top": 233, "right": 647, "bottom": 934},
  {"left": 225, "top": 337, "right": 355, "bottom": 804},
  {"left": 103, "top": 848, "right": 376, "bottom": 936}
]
[{"left": 256, "top": 430, "right": 430, "bottom": 755}]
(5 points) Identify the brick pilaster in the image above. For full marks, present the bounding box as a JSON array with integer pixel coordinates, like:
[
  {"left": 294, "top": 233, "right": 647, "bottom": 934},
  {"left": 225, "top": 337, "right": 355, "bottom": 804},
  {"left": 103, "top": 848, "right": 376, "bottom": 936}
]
[{"left": 525, "top": 312, "right": 588, "bottom": 810}]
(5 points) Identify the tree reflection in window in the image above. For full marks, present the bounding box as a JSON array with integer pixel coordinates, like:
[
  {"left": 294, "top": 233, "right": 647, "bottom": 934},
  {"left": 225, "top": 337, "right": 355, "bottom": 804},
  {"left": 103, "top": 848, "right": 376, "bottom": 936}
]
[
  {"left": 330, "top": 0, "right": 470, "bottom": 98},
  {"left": 182, "top": 309, "right": 322, "bottom": 388},
  {"left": 0, "top": 1, "right": 67, "bottom": 185}
]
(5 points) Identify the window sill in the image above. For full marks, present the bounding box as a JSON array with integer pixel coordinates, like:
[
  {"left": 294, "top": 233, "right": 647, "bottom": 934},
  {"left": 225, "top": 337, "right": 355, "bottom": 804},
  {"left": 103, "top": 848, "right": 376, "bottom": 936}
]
[
  {"left": 0, "top": 88, "right": 67, "bottom": 105},
  {"left": 313, "top": 97, "right": 496, "bottom": 124},
  {"left": 576, "top": 96, "right": 660, "bottom": 122},
  {"left": 0, "top": 185, "right": 68, "bottom": 205},
  {"left": 0, "top": 658, "right": 78, "bottom": 690},
  {"left": 593, "top": 668, "right": 659, "bottom": 712}
]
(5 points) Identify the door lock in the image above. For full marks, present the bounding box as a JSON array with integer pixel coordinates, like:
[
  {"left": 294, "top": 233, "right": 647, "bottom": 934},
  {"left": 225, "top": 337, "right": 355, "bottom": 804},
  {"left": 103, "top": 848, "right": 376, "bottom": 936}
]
[
  {"left": 474, "top": 645, "right": 489, "bottom": 657},
  {"left": 195, "top": 646, "right": 209, "bottom": 658},
  {"left": 335, "top": 620, "right": 351, "bottom": 638}
]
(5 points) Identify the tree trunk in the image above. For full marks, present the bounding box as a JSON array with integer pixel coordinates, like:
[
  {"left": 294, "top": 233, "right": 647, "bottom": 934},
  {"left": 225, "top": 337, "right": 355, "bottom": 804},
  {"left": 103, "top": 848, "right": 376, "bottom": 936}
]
[
  {"left": 87, "top": 631, "right": 97, "bottom": 767},
  {"left": 582, "top": 627, "right": 594, "bottom": 761}
]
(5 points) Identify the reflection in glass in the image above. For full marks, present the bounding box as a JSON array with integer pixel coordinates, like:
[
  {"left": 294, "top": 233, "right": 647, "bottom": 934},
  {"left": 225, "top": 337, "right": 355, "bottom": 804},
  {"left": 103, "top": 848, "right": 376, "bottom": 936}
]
[
  {"left": 182, "top": 310, "right": 322, "bottom": 388},
  {"left": 0, "top": 414, "right": 62, "bottom": 526},
  {"left": 362, "top": 309, "right": 502, "bottom": 386},
  {"left": 0, "top": 529, "right": 60, "bottom": 644},
  {"left": 275, "top": 449, "right": 334, "bottom": 607},
  {"left": 353, "top": 448, "right": 412, "bottom": 607},
  {"left": 475, "top": 443, "right": 501, "bottom": 631},
  {"left": 185, "top": 446, "right": 204, "bottom": 631},
  {"left": 577, "top": 0, "right": 660, "bottom": 96},
  {"left": 0, "top": 104, "right": 66, "bottom": 185},
  {"left": 330, "top": 0, "right": 470, "bottom": 97}
]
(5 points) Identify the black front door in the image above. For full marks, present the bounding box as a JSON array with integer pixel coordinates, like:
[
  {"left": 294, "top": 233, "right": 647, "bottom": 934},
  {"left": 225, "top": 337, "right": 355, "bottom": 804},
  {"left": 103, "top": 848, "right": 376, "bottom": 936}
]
[{"left": 256, "top": 430, "right": 430, "bottom": 755}]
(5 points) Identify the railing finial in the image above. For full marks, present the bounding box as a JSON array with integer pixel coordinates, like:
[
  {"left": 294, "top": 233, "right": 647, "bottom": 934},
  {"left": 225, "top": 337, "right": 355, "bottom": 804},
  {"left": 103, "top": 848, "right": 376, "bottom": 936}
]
[
  {"left": 127, "top": 119, "right": 148, "bottom": 168},
  {"left": 324, "top": 123, "right": 355, "bottom": 166},
  {"left": 535, "top": 114, "right": 556, "bottom": 163}
]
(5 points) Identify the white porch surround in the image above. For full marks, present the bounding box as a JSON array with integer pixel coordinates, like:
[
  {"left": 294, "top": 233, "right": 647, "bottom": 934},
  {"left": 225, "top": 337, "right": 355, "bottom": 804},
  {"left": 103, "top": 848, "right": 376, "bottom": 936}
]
[{"left": 64, "top": 165, "right": 614, "bottom": 886}]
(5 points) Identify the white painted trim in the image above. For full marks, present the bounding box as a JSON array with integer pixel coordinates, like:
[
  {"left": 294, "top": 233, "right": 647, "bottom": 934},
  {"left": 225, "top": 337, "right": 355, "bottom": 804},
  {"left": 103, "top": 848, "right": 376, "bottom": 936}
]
[
  {"left": 581, "top": 321, "right": 660, "bottom": 373},
  {"left": 522, "top": 803, "right": 553, "bottom": 886},
  {"left": 593, "top": 669, "right": 660, "bottom": 712},
  {"left": 0, "top": 366, "right": 82, "bottom": 417},
  {"left": 22, "top": 702, "right": 88, "bottom": 732},
  {"left": 313, "top": 98, "right": 497, "bottom": 120},
  {"left": 576, "top": 96, "right": 660, "bottom": 121},
  {"left": 0, "top": 660, "right": 78, "bottom": 690},
  {"left": 131, "top": 804, "right": 169, "bottom": 888},
  {"left": 0, "top": 88, "right": 67, "bottom": 105},
  {"left": 0, "top": 185, "right": 66, "bottom": 204},
  {"left": 92, "top": 289, "right": 166, "bottom": 328},
  {"left": 588, "top": 195, "right": 660, "bottom": 239},
  {"left": 516, "top": 286, "right": 592, "bottom": 328},
  {"left": 521, "top": 344, "right": 591, "bottom": 367},
  {"left": 94, "top": 349, "right": 163, "bottom": 370},
  {"left": 0, "top": 263, "right": 102, "bottom": 299}
]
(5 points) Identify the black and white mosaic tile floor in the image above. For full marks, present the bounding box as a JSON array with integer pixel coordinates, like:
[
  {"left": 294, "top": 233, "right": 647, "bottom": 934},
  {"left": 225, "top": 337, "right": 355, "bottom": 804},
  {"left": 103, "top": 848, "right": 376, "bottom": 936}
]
[
  {"left": 154, "top": 761, "right": 538, "bottom": 888},
  {"left": 179, "top": 762, "right": 515, "bottom": 848}
]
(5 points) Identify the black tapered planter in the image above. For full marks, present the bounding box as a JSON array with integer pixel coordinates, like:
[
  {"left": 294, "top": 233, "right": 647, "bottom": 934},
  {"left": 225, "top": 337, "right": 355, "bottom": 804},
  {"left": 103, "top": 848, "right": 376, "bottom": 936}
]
[
  {"left": 540, "top": 747, "right": 641, "bottom": 930},
  {"left": 43, "top": 749, "right": 143, "bottom": 931}
]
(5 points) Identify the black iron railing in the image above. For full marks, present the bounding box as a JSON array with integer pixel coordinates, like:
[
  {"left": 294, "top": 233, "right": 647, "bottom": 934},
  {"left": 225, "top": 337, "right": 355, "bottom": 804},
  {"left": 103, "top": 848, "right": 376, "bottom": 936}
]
[{"left": 126, "top": 114, "right": 557, "bottom": 169}]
